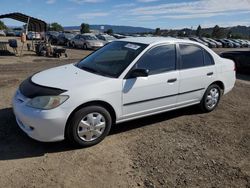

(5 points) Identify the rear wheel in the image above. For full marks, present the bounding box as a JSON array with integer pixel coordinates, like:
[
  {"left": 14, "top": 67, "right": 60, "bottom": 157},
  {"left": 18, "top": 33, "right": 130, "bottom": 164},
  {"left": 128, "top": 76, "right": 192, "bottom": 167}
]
[
  {"left": 66, "top": 106, "right": 112, "bottom": 147},
  {"left": 200, "top": 84, "right": 221, "bottom": 112},
  {"left": 83, "top": 43, "right": 87, "bottom": 50}
]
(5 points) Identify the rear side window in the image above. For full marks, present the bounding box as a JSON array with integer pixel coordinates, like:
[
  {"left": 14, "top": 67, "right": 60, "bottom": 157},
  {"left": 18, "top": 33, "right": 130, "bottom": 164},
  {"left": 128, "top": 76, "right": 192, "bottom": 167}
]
[
  {"left": 135, "top": 44, "right": 176, "bottom": 75},
  {"left": 203, "top": 50, "right": 214, "bottom": 65},
  {"left": 179, "top": 44, "right": 204, "bottom": 69}
]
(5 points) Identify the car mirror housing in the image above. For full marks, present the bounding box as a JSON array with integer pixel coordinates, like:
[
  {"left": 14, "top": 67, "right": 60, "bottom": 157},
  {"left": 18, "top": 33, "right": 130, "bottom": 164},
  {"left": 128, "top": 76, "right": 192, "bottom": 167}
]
[{"left": 128, "top": 68, "right": 149, "bottom": 78}]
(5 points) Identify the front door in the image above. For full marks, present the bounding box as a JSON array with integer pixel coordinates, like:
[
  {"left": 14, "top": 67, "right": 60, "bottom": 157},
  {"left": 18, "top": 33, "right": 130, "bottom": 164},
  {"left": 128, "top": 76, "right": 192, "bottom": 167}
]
[{"left": 122, "top": 44, "right": 179, "bottom": 119}]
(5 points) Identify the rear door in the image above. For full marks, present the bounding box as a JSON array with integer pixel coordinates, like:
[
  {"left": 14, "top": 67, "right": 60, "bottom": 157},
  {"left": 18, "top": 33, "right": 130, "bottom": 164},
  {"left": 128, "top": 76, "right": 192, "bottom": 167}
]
[
  {"left": 176, "top": 43, "right": 216, "bottom": 106},
  {"left": 122, "top": 44, "right": 179, "bottom": 119}
]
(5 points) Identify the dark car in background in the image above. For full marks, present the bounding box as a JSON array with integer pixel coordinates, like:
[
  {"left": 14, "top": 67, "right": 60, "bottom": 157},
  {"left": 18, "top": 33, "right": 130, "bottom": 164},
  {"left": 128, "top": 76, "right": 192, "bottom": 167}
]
[
  {"left": 46, "top": 31, "right": 60, "bottom": 44},
  {"left": 220, "top": 50, "right": 250, "bottom": 73},
  {"left": 224, "top": 39, "right": 241, "bottom": 48},
  {"left": 5, "top": 30, "right": 15, "bottom": 36},
  {"left": 57, "top": 33, "right": 75, "bottom": 46},
  {"left": 216, "top": 39, "right": 234, "bottom": 48}
]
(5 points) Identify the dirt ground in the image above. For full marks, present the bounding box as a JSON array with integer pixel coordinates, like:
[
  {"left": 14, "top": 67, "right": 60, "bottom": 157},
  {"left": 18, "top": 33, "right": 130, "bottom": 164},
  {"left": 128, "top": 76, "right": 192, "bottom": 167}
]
[{"left": 0, "top": 37, "right": 250, "bottom": 188}]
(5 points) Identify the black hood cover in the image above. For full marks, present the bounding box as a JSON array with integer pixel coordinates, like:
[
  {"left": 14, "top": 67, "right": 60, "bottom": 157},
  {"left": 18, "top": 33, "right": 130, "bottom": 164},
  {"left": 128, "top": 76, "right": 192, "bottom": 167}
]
[{"left": 19, "top": 77, "right": 67, "bottom": 98}]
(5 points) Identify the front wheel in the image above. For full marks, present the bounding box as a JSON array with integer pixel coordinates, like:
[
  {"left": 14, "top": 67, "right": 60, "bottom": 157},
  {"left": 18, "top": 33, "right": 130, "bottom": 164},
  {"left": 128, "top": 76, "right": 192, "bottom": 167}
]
[
  {"left": 65, "top": 106, "right": 112, "bottom": 147},
  {"left": 200, "top": 84, "right": 221, "bottom": 112}
]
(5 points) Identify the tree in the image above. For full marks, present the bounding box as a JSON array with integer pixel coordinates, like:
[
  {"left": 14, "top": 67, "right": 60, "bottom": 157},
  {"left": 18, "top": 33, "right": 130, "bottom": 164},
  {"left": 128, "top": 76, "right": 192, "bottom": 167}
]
[
  {"left": 212, "top": 25, "right": 225, "bottom": 38},
  {"left": 48, "top": 22, "right": 63, "bottom": 31},
  {"left": 202, "top": 33, "right": 211, "bottom": 38},
  {"left": 106, "top": 29, "right": 113, "bottom": 35},
  {"left": 196, "top": 25, "right": 201, "bottom": 37},
  {"left": 80, "top": 23, "right": 90, "bottom": 34},
  {"left": 227, "top": 30, "right": 232, "bottom": 38},
  {"left": 0, "top": 20, "right": 7, "bottom": 30},
  {"left": 155, "top": 28, "right": 161, "bottom": 36}
]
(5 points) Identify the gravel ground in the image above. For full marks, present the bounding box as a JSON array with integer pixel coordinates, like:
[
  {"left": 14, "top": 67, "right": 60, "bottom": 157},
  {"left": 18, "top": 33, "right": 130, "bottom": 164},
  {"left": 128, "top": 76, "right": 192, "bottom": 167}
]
[{"left": 0, "top": 39, "right": 249, "bottom": 187}]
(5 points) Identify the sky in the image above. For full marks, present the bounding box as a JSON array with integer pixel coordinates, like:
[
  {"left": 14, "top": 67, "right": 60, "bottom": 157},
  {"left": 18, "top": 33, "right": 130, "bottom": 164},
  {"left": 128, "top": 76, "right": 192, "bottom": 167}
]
[{"left": 1, "top": 0, "right": 250, "bottom": 29}]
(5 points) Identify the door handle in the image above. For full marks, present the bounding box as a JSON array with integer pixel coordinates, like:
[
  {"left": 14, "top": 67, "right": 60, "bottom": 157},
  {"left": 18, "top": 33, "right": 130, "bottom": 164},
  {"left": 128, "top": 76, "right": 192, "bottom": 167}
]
[
  {"left": 167, "top": 78, "right": 177, "bottom": 83},
  {"left": 207, "top": 72, "right": 213, "bottom": 76}
]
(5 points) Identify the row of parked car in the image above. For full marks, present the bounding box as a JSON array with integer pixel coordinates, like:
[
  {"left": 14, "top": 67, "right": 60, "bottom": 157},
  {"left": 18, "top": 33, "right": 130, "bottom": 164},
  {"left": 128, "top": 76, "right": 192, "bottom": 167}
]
[
  {"left": 48, "top": 32, "right": 250, "bottom": 50},
  {"left": 189, "top": 37, "right": 250, "bottom": 48},
  {"left": 46, "top": 31, "right": 117, "bottom": 50}
]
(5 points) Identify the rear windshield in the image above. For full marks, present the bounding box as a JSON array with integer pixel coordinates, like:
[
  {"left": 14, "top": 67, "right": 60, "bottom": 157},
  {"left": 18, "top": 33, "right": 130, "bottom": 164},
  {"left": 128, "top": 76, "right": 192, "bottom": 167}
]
[{"left": 76, "top": 41, "right": 148, "bottom": 78}]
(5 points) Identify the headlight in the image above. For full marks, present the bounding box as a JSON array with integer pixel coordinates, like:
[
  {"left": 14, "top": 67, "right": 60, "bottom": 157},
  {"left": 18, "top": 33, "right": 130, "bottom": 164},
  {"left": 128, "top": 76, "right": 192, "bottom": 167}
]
[{"left": 26, "top": 95, "right": 69, "bottom": 110}]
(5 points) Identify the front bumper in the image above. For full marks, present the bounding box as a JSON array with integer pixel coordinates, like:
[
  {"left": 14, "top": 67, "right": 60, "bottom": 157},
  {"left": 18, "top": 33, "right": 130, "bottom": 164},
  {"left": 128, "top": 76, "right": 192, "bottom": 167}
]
[
  {"left": 12, "top": 90, "right": 69, "bottom": 142},
  {"left": 87, "top": 44, "right": 104, "bottom": 50}
]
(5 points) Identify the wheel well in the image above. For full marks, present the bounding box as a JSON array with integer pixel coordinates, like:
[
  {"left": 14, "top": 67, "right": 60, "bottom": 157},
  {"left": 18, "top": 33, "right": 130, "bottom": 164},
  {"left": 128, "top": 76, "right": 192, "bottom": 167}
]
[
  {"left": 65, "top": 101, "right": 117, "bottom": 136},
  {"left": 211, "top": 81, "right": 225, "bottom": 92}
]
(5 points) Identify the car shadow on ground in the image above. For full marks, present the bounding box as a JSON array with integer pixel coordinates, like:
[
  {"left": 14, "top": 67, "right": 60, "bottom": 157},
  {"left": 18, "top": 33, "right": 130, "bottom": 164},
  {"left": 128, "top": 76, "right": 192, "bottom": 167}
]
[
  {"left": 0, "top": 106, "right": 201, "bottom": 161},
  {"left": 236, "top": 73, "right": 250, "bottom": 82}
]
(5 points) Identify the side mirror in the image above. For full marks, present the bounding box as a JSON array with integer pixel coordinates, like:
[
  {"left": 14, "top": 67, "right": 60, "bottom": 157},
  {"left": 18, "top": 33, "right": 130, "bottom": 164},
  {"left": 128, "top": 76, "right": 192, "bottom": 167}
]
[{"left": 128, "top": 68, "right": 149, "bottom": 78}]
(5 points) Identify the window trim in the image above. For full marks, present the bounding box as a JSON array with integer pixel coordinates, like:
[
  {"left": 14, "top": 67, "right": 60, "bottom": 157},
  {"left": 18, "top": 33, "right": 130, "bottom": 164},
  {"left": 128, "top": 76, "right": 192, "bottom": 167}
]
[{"left": 125, "top": 44, "right": 177, "bottom": 79}]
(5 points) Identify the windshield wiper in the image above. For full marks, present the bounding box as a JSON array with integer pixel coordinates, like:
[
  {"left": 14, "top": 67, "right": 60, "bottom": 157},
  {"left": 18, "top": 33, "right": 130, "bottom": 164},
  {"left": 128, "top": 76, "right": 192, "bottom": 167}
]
[
  {"left": 79, "top": 65, "right": 114, "bottom": 78},
  {"left": 80, "top": 66, "right": 99, "bottom": 74}
]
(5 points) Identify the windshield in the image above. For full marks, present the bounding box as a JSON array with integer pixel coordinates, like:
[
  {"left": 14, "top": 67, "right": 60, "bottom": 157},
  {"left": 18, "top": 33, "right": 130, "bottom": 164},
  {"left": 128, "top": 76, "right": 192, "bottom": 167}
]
[
  {"left": 76, "top": 41, "right": 148, "bottom": 78},
  {"left": 83, "top": 35, "right": 98, "bottom": 40},
  {"left": 105, "top": 36, "right": 115, "bottom": 40}
]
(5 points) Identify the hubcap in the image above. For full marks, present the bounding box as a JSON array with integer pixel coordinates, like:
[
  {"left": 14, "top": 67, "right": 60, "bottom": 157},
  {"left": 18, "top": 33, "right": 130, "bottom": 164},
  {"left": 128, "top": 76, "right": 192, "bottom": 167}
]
[
  {"left": 206, "top": 88, "right": 219, "bottom": 109},
  {"left": 77, "top": 112, "right": 106, "bottom": 142}
]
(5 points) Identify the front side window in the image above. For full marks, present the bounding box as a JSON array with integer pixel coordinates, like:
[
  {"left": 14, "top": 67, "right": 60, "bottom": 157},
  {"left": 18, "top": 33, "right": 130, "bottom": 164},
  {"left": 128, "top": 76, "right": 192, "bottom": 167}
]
[
  {"left": 134, "top": 44, "right": 176, "bottom": 75},
  {"left": 179, "top": 44, "right": 204, "bottom": 69},
  {"left": 76, "top": 41, "right": 148, "bottom": 78}
]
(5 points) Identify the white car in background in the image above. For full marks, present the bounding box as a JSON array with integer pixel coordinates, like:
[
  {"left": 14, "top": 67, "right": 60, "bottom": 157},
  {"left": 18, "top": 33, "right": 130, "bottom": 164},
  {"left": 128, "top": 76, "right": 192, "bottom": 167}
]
[
  {"left": 13, "top": 37, "right": 236, "bottom": 147},
  {"left": 70, "top": 33, "right": 104, "bottom": 50},
  {"left": 96, "top": 34, "right": 116, "bottom": 43},
  {"left": 27, "top": 31, "right": 41, "bottom": 40}
]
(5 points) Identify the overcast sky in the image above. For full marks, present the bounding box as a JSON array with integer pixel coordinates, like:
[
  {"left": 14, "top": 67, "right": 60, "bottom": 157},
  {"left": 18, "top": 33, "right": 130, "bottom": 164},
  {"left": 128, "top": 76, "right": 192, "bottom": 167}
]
[{"left": 1, "top": 0, "right": 250, "bottom": 29}]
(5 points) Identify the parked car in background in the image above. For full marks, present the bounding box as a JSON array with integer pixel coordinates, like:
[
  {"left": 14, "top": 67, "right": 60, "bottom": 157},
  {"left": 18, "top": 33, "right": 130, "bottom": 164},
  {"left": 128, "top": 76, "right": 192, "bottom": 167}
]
[
  {"left": 200, "top": 38, "right": 217, "bottom": 48},
  {"left": 70, "top": 34, "right": 104, "bottom": 50},
  {"left": 206, "top": 38, "right": 222, "bottom": 48},
  {"left": 216, "top": 39, "right": 234, "bottom": 48},
  {"left": 5, "top": 30, "right": 15, "bottom": 36},
  {"left": 46, "top": 31, "right": 60, "bottom": 44},
  {"left": 224, "top": 39, "right": 241, "bottom": 48},
  {"left": 13, "top": 37, "right": 236, "bottom": 147},
  {"left": 220, "top": 51, "right": 250, "bottom": 72},
  {"left": 189, "top": 37, "right": 209, "bottom": 47},
  {"left": 27, "top": 32, "right": 41, "bottom": 40},
  {"left": 14, "top": 31, "right": 22, "bottom": 37},
  {"left": 0, "top": 30, "right": 6, "bottom": 36},
  {"left": 230, "top": 39, "right": 244, "bottom": 48},
  {"left": 112, "top": 33, "right": 127, "bottom": 39},
  {"left": 57, "top": 33, "right": 75, "bottom": 46},
  {"left": 96, "top": 34, "right": 116, "bottom": 43},
  {"left": 239, "top": 39, "right": 250, "bottom": 47}
]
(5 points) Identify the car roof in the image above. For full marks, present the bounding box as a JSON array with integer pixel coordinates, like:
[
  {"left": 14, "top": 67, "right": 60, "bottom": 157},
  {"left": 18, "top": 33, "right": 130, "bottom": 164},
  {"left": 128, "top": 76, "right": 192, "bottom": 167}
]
[{"left": 118, "top": 37, "right": 195, "bottom": 45}]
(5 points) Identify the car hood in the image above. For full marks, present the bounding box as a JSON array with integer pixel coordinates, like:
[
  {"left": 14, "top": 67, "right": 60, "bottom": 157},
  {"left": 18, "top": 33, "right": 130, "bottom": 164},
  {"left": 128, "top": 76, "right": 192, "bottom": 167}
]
[{"left": 31, "top": 64, "right": 109, "bottom": 90}]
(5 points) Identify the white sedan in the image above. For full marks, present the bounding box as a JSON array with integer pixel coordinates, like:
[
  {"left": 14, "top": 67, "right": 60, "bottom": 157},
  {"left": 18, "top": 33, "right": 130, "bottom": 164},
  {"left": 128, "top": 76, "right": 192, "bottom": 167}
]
[{"left": 12, "top": 37, "right": 236, "bottom": 147}]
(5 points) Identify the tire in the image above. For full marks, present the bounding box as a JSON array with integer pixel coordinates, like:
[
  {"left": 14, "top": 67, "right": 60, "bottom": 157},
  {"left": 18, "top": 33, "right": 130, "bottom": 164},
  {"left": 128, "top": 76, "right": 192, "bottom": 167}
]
[
  {"left": 66, "top": 106, "right": 112, "bottom": 147},
  {"left": 83, "top": 43, "right": 87, "bottom": 50},
  {"left": 72, "top": 42, "right": 75, "bottom": 48},
  {"left": 200, "top": 84, "right": 221, "bottom": 112}
]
